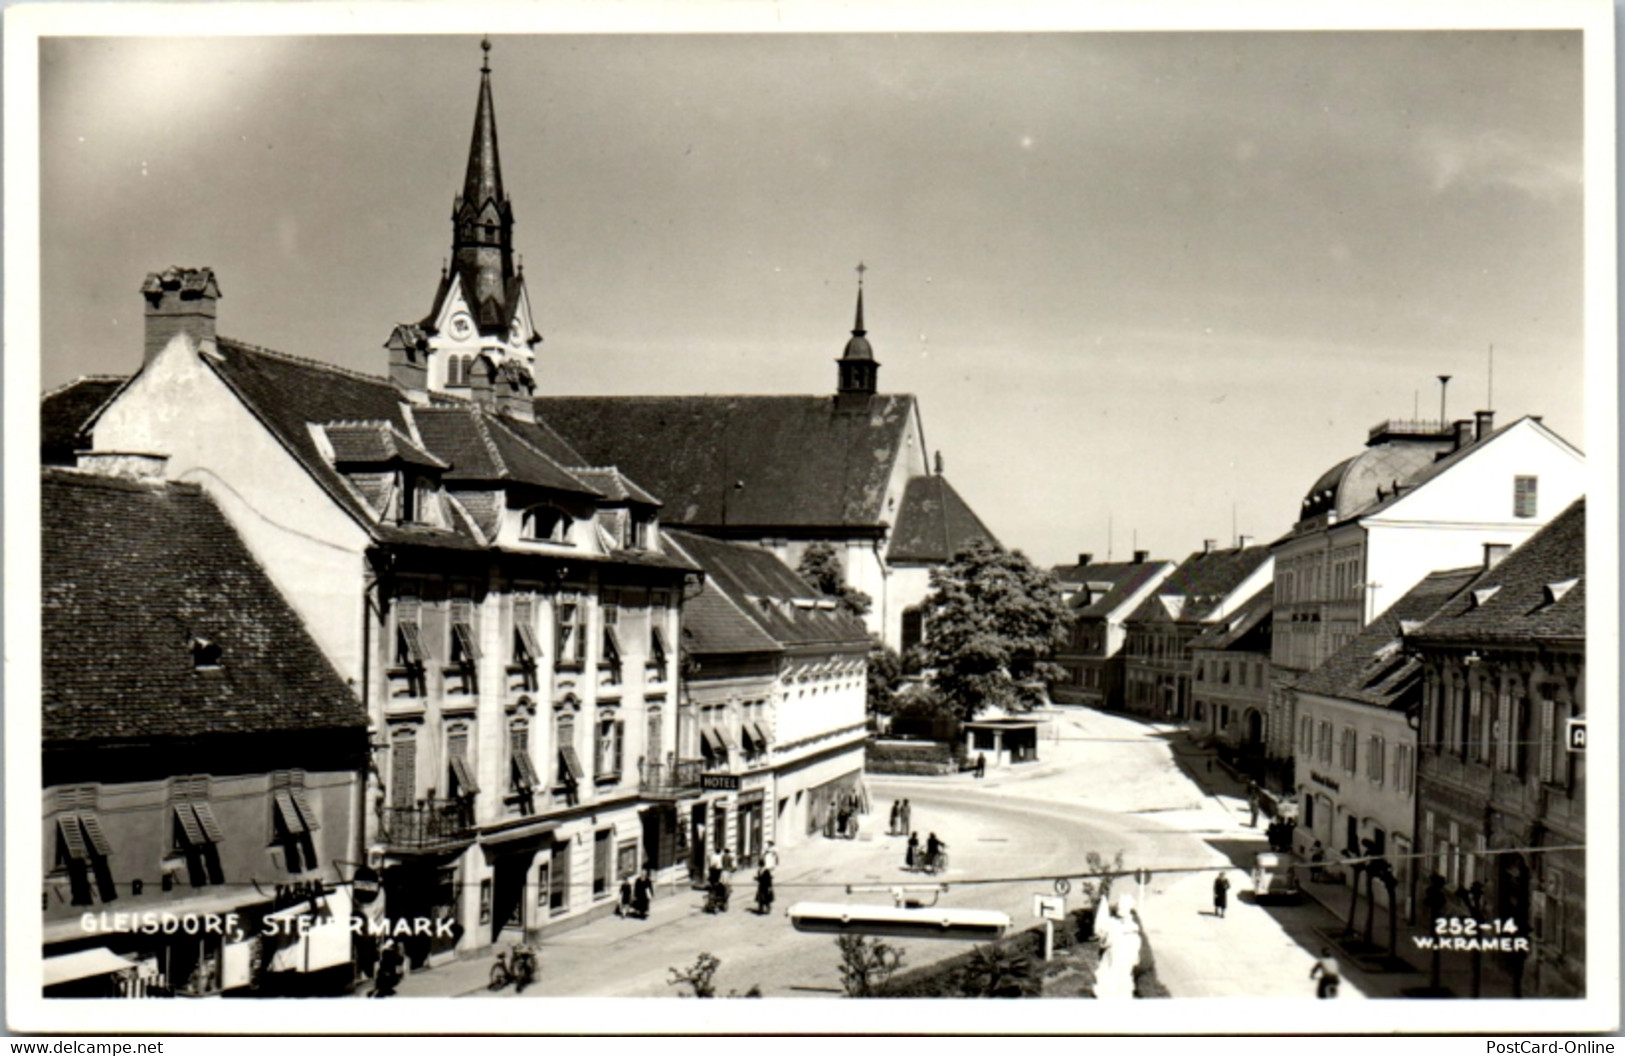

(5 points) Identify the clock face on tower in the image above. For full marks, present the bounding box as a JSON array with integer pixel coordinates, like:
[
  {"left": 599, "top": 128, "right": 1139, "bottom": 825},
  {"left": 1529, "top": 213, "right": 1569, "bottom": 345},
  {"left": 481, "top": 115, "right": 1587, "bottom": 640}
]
[{"left": 450, "top": 313, "right": 474, "bottom": 341}]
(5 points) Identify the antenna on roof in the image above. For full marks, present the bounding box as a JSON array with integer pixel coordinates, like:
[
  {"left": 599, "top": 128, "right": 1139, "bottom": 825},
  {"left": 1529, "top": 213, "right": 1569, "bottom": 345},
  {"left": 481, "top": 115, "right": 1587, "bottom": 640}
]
[{"left": 1487, "top": 344, "right": 1494, "bottom": 411}]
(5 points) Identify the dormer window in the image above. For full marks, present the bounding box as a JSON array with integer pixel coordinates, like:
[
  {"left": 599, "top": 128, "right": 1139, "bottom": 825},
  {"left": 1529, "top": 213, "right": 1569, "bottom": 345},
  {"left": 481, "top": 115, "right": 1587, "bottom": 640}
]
[
  {"left": 626, "top": 512, "right": 652, "bottom": 551},
  {"left": 191, "top": 637, "right": 222, "bottom": 670},
  {"left": 399, "top": 472, "right": 434, "bottom": 525},
  {"left": 522, "top": 505, "right": 571, "bottom": 544}
]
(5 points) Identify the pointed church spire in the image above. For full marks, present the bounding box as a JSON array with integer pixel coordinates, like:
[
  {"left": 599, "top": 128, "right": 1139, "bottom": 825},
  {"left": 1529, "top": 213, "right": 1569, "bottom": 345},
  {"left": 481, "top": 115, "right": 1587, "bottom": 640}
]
[
  {"left": 837, "top": 261, "right": 879, "bottom": 403},
  {"left": 452, "top": 36, "right": 515, "bottom": 332}
]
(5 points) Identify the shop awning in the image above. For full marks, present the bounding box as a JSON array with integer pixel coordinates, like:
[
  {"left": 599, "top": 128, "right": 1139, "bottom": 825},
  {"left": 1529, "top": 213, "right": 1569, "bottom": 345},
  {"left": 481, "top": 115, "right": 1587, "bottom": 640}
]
[
  {"left": 480, "top": 817, "right": 558, "bottom": 848},
  {"left": 44, "top": 948, "right": 137, "bottom": 988}
]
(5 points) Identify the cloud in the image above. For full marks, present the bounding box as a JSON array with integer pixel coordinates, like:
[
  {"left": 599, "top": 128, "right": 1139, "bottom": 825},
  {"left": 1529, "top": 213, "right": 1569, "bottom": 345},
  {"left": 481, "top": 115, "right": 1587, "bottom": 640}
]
[{"left": 1419, "top": 128, "right": 1580, "bottom": 201}]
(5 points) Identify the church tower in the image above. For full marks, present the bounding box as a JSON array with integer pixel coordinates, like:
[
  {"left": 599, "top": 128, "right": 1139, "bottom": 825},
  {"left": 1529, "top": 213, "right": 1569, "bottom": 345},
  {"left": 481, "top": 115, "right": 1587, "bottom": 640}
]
[
  {"left": 388, "top": 39, "right": 539, "bottom": 420},
  {"left": 835, "top": 263, "right": 879, "bottom": 410}
]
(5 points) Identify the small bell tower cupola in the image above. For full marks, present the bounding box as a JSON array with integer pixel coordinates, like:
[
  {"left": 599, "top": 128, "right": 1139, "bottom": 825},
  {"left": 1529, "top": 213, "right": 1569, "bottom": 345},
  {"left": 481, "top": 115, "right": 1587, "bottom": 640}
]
[{"left": 836, "top": 262, "right": 879, "bottom": 409}]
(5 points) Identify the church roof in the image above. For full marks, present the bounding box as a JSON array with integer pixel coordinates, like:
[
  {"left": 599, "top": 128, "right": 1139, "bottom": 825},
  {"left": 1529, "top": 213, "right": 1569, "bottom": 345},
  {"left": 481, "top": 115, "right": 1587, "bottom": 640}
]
[
  {"left": 42, "top": 468, "right": 367, "bottom": 746},
  {"left": 41, "top": 375, "right": 128, "bottom": 464},
  {"left": 666, "top": 530, "right": 871, "bottom": 654},
  {"left": 532, "top": 393, "right": 919, "bottom": 529},
  {"left": 887, "top": 474, "right": 999, "bottom": 563}
]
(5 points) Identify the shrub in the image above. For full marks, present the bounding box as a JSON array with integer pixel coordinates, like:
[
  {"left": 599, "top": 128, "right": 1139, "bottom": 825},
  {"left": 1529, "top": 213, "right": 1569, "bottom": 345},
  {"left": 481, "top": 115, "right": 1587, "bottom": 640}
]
[
  {"left": 836, "top": 935, "right": 907, "bottom": 997},
  {"left": 667, "top": 952, "right": 720, "bottom": 998}
]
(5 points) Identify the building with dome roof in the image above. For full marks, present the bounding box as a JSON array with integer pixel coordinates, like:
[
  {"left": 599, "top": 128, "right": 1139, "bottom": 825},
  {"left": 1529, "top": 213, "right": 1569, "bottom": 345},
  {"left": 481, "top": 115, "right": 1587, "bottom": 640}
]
[{"left": 1264, "top": 410, "right": 1585, "bottom": 793}]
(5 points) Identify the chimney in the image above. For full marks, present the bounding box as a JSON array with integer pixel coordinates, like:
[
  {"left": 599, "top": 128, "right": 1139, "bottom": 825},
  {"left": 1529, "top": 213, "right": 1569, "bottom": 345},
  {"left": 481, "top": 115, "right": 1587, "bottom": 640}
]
[
  {"left": 1483, "top": 542, "right": 1512, "bottom": 571},
  {"left": 142, "top": 267, "right": 219, "bottom": 366},
  {"left": 1237, "top": 535, "right": 1253, "bottom": 548},
  {"left": 1203, "top": 539, "right": 1217, "bottom": 554},
  {"left": 468, "top": 353, "right": 496, "bottom": 410},
  {"left": 934, "top": 451, "right": 944, "bottom": 475},
  {"left": 495, "top": 363, "right": 536, "bottom": 422},
  {"left": 1133, "top": 550, "right": 1149, "bottom": 564},
  {"left": 1077, "top": 553, "right": 1093, "bottom": 568},
  {"left": 1474, "top": 409, "right": 1495, "bottom": 441},
  {"left": 1452, "top": 419, "right": 1474, "bottom": 451}
]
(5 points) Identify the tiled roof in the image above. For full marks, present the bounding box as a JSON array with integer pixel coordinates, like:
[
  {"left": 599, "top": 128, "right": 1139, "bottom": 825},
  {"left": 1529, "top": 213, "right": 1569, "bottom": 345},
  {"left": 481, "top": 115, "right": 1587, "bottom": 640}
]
[
  {"left": 1057, "top": 560, "right": 1174, "bottom": 619},
  {"left": 1190, "top": 585, "right": 1273, "bottom": 651},
  {"left": 676, "top": 576, "right": 783, "bottom": 657},
  {"left": 323, "top": 421, "right": 448, "bottom": 469},
  {"left": 42, "top": 468, "right": 367, "bottom": 745},
  {"left": 41, "top": 376, "right": 128, "bottom": 464},
  {"left": 533, "top": 394, "right": 918, "bottom": 528},
  {"left": 568, "top": 466, "right": 662, "bottom": 506},
  {"left": 666, "top": 530, "right": 871, "bottom": 652},
  {"left": 411, "top": 404, "right": 598, "bottom": 494},
  {"left": 1292, "top": 567, "right": 1479, "bottom": 707},
  {"left": 1411, "top": 497, "right": 1585, "bottom": 645},
  {"left": 887, "top": 475, "right": 999, "bottom": 563},
  {"left": 1127, "top": 544, "right": 1272, "bottom": 626}
]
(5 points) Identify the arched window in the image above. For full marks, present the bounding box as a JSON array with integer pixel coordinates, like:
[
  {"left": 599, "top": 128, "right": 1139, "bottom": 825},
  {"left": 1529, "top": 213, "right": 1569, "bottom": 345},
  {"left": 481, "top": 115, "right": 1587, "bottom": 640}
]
[{"left": 522, "top": 506, "right": 571, "bottom": 544}]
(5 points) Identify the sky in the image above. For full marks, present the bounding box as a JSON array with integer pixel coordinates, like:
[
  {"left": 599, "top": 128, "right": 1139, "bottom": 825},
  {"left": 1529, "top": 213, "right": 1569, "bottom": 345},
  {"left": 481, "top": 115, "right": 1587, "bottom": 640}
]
[{"left": 35, "top": 22, "right": 1590, "bottom": 568}]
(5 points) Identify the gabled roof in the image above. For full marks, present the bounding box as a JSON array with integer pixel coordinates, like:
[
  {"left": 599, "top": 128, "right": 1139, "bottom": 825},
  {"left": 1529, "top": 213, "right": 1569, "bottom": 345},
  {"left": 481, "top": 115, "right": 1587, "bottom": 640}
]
[
  {"left": 1292, "top": 567, "right": 1479, "bottom": 707},
  {"left": 887, "top": 474, "right": 999, "bottom": 563},
  {"left": 322, "top": 420, "right": 448, "bottom": 469},
  {"left": 41, "top": 376, "right": 128, "bottom": 464},
  {"left": 666, "top": 530, "right": 871, "bottom": 653},
  {"left": 1058, "top": 560, "right": 1174, "bottom": 619},
  {"left": 1362, "top": 416, "right": 1581, "bottom": 519},
  {"left": 42, "top": 468, "right": 367, "bottom": 745},
  {"left": 1411, "top": 497, "right": 1585, "bottom": 645},
  {"left": 533, "top": 394, "right": 918, "bottom": 528},
  {"left": 1127, "top": 544, "right": 1273, "bottom": 626},
  {"left": 1190, "top": 585, "right": 1274, "bottom": 652},
  {"left": 568, "top": 466, "right": 662, "bottom": 506}
]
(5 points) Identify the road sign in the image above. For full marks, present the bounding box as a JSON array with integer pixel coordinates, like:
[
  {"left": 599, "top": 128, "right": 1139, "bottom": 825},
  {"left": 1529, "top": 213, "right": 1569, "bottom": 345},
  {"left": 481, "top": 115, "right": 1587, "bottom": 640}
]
[
  {"left": 1053, "top": 878, "right": 1071, "bottom": 897},
  {"left": 1566, "top": 717, "right": 1586, "bottom": 752},
  {"left": 1032, "top": 894, "right": 1066, "bottom": 921},
  {"left": 700, "top": 773, "right": 741, "bottom": 791},
  {"left": 351, "top": 865, "right": 380, "bottom": 906}
]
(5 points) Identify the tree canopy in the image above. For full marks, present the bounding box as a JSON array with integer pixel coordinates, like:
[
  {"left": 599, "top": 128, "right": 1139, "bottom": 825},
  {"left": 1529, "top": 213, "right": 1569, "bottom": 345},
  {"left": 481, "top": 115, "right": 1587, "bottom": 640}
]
[
  {"left": 796, "top": 542, "right": 873, "bottom": 620},
  {"left": 916, "top": 540, "right": 1071, "bottom": 721}
]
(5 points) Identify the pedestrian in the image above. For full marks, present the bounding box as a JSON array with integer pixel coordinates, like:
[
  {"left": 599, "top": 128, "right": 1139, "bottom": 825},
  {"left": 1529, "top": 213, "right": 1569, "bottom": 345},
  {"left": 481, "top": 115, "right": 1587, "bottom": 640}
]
[
  {"left": 760, "top": 841, "right": 779, "bottom": 873},
  {"left": 905, "top": 831, "right": 919, "bottom": 871},
  {"left": 1311, "top": 946, "right": 1341, "bottom": 998},
  {"left": 1248, "top": 798, "right": 1260, "bottom": 828},
  {"left": 755, "top": 869, "right": 775, "bottom": 915},
  {"left": 632, "top": 870, "right": 653, "bottom": 919},
  {"left": 975, "top": 752, "right": 987, "bottom": 779},
  {"left": 1212, "top": 870, "right": 1230, "bottom": 918},
  {"left": 901, "top": 799, "right": 912, "bottom": 834},
  {"left": 707, "top": 848, "right": 724, "bottom": 889},
  {"left": 925, "top": 832, "right": 946, "bottom": 873},
  {"left": 372, "top": 938, "right": 402, "bottom": 998},
  {"left": 617, "top": 877, "right": 634, "bottom": 918},
  {"left": 1310, "top": 841, "right": 1326, "bottom": 882},
  {"left": 889, "top": 799, "right": 901, "bottom": 835}
]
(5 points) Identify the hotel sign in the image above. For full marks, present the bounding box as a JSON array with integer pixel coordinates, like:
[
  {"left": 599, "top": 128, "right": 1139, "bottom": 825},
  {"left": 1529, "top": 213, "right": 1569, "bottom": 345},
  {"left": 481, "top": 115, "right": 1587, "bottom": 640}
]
[{"left": 701, "top": 773, "right": 741, "bottom": 792}]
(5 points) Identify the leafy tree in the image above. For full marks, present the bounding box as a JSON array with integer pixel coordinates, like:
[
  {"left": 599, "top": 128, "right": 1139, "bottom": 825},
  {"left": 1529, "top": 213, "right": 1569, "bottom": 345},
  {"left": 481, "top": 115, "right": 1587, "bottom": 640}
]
[
  {"left": 836, "top": 934, "right": 907, "bottom": 997},
  {"left": 797, "top": 542, "right": 873, "bottom": 620},
  {"left": 916, "top": 540, "right": 1071, "bottom": 721},
  {"left": 866, "top": 639, "right": 904, "bottom": 716}
]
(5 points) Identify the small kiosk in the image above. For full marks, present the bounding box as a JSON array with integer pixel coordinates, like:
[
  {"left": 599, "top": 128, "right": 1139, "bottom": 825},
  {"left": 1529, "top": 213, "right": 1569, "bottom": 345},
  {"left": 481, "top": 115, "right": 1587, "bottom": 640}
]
[{"left": 963, "top": 717, "right": 1045, "bottom": 769}]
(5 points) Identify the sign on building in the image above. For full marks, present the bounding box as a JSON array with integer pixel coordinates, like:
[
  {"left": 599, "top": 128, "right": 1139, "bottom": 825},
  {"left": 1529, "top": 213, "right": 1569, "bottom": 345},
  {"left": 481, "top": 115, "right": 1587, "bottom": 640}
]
[
  {"left": 701, "top": 773, "right": 741, "bottom": 791},
  {"left": 1566, "top": 717, "right": 1586, "bottom": 752}
]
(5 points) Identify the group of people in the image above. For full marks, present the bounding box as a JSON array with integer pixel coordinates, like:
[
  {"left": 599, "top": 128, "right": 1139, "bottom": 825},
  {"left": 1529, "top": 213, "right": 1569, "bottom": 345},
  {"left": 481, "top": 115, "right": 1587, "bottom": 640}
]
[
  {"left": 904, "top": 831, "right": 947, "bottom": 873},
  {"left": 616, "top": 869, "right": 656, "bottom": 921},
  {"left": 825, "top": 793, "right": 863, "bottom": 839},
  {"left": 886, "top": 799, "right": 912, "bottom": 836},
  {"left": 702, "top": 841, "right": 779, "bottom": 915}
]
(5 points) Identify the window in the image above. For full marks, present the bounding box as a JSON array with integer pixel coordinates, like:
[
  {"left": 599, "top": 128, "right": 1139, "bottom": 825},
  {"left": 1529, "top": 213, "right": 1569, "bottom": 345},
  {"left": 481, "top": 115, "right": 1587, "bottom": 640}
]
[
  {"left": 392, "top": 597, "right": 428, "bottom": 698},
  {"left": 448, "top": 597, "right": 479, "bottom": 694},
  {"left": 446, "top": 724, "right": 479, "bottom": 799},
  {"left": 391, "top": 727, "right": 418, "bottom": 809},
  {"left": 600, "top": 603, "right": 623, "bottom": 684},
  {"left": 593, "top": 829, "right": 613, "bottom": 899},
  {"left": 595, "top": 710, "right": 624, "bottom": 782},
  {"left": 1341, "top": 727, "right": 1358, "bottom": 774},
  {"left": 626, "top": 513, "right": 651, "bottom": 551},
  {"left": 53, "top": 787, "right": 115, "bottom": 906},
  {"left": 617, "top": 839, "right": 640, "bottom": 882},
  {"left": 1397, "top": 744, "right": 1414, "bottom": 794},
  {"left": 270, "top": 771, "right": 319, "bottom": 874},
  {"left": 645, "top": 705, "right": 664, "bottom": 772},
  {"left": 509, "top": 715, "right": 540, "bottom": 800},
  {"left": 555, "top": 599, "right": 581, "bottom": 668},
  {"left": 648, "top": 622, "right": 669, "bottom": 682},
  {"left": 522, "top": 506, "right": 570, "bottom": 544},
  {"left": 511, "top": 596, "right": 541, "bottom": 691},
  {"left": 1537, "top": 689, "right": 1557, "bottom": 784},
  {"left": 1367, "top": 735, "right": 1385, "bottom": 785},
  {"left": 447, "top": 353, "right": 471, "bottom": 387},
  {"left": 555, "top": 709, "right": 585, "bottom": 790},
  {"left": 1513, "top": 475, "right": 1538, "bottom": 519},
  {"left": 1299, "top": 716, "right": 1312, "bottom": 755},
  {"left": 400, "top": 472, "right": 434, "bottom": 525},
  {"left": 170, "top": 777, "right": 225, "bottom": 888},
  {"left": 549, "top": 840, "right": 570, "bottom": 914},
  {"left": 1318, "top": 720, "right": 1333, "bottom": 763}
]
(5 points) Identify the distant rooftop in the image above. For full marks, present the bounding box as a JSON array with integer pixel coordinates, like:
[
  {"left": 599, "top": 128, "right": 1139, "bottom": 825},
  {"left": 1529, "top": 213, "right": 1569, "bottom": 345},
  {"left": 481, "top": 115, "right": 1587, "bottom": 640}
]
[{"left": 1366, "top": 418, "right": 1453, "bottom": 445}]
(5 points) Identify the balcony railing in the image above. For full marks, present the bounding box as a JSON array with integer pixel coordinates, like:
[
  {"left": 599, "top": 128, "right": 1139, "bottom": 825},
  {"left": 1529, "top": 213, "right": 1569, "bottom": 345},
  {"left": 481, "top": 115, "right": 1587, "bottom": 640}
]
[
  {"left": 639, "top": 759, "right": 704, "bottom": 798},
  {"left": 382, "top": 798, "right": 476, "bottom": 851},
  {"left": 1367, "top": 418, "right": 1449, "bottom": 443}
]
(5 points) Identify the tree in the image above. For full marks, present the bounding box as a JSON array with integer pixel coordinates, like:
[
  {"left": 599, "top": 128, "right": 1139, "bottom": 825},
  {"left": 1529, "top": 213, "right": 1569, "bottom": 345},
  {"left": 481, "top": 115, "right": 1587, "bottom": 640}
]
[
  {"left": 797, "top": 543, "right": 872, "bottom": 620},
  {"left": 667, "top": 952, "right": 721, "bottom": 998},
  {"left": 835, "top": 935, "right": 906, "bottom": 997},
  {"left": 916, "top": 540, "right": 1071, "bottom": 721},
  {"left": 866, "top": 640, "right": 904, "bottom": 716}
]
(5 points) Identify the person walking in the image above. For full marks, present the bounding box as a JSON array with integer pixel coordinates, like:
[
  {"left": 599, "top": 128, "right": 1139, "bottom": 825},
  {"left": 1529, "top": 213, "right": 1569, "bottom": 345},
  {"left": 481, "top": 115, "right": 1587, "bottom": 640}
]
[
  {"left": 754, "top": 869, "right": 775, "bottom": 916},
  {"left": 905, "top": 831, "right": 919, "bottom": 871},
  {"left": 975, "top": 752, "right": 987, "bottom": 779},
  {"left": 888, "top": 799, "right": 901, "bottom": 835},
  {"left": 1311, "top": 947, "right": 1341, "bottom": 998},
  {"left": 632, "top": 870, "right": 653, "bottom": 919},
  {"left": 1310, "top": 841, "right": 1326, "bottom": 882},
  {"left": 1212, "top": 870, "right": 1231, "bottom": 918},
  {"left": 925, "top": 832, "right": 946, "bottom": 874},
  {"left": 760, "top": 841, "right": 779, "bottom": 874},
  {"left": 901, "top": 799, "right": 912, "bottom": 834}
]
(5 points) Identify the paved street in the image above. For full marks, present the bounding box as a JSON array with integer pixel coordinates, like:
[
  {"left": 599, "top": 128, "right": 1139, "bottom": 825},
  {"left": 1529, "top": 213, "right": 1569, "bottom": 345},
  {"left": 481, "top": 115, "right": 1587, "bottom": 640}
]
[{"left": 382, "top": 706, "right": 1438, "bottom": 999}]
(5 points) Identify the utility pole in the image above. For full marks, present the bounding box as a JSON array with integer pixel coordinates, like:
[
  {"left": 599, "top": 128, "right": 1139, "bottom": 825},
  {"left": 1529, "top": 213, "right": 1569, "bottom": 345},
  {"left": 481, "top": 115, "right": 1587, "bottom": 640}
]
[{"left": 1438, "top": 375, "right": 1452, "bottom": 427}]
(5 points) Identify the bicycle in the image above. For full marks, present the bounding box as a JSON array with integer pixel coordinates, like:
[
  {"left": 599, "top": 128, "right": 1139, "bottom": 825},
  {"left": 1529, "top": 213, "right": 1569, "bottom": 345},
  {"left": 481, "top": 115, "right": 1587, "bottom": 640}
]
[
  {"left": 923, "top": 849, "right": 949, "bottom": 876},
  {"left": 489, "top": 943, "right": 537, "bottom": 993}
]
